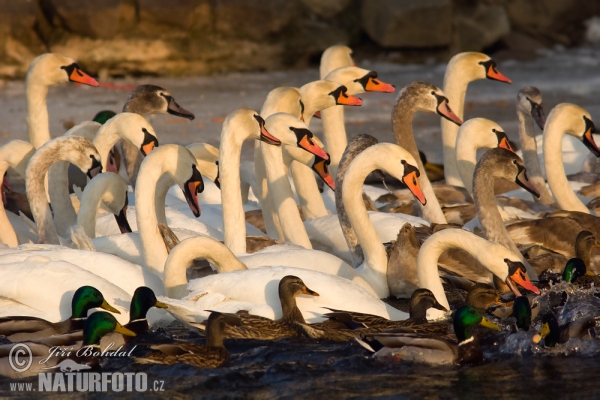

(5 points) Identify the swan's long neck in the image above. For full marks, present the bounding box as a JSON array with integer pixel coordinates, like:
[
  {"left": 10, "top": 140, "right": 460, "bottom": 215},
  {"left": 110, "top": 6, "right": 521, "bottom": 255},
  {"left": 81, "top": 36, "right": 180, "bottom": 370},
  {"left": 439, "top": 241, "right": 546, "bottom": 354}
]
[
  {"left": 0, "top": 141, "right": 35, "bottom": 247},
  {"left": 220, "top": 127, "right": 251, "bottom": 253},
  {"left": 392, "top": 104, "right": 447, "bottom": 224},
  {"left": 94, "top": 124, "right": 123, "bottom": 169},
  {"left": 473, "top": 165, "right": 536, "bottom": 279},
  {"left": 76, "top": 177, "right": 115, "bottom": 239},
  {"left": 289, "top": 161, "right": 328, "bottom": 219},
  {"left": 321, "top": 105, "right": 347, "bottom": 178},
  {"left": 164, "top": 237, "right": 247, "bottom": 299},
  {"left": 518, "top": 111, "right": 554, "bottom": 205},
  {"left": 261, "top": 142, "right": 313, "bottom": 249},
  {"left": 417, "top": 230, "right": 510, "bottom": 311},
  {"left": 342, "top": 150, "right": 391, "bottom": 297},
  {"left": 441, "top": 68, "right": 470, "bottom": 186},
  {"left": 253, "top": 144, "right": 283, "bottom": 239},
  {"left": 455, "top": 129, "right": 495, "bottom": 196},
  {"left": 26, "top": 79, "right": 50, "bottom": 149},
  {"left": 543, "top": 121, "right": 589, "bottom": 213}
]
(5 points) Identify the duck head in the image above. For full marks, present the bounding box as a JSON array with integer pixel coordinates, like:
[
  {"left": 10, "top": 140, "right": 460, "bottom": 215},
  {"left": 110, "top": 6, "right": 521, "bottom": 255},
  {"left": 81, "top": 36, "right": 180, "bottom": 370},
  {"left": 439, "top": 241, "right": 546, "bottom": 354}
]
[
  {"left": 517, "top": 87, "right": 546, "bottom": 130},
  {"left": 71, "top": 286, "right": 120, "bottom": 319},
  {"left": 532, "top": 313, "right": 560, "bottom": 348},
  {"left": 512, "top": 296, "right": 532, "bottom": 331},
  {"left": 129, "top": 287, "right": 168, "bottom": 321},
  {"left": 83, "top": 312, "right": 136, "bottom": 347},
  {"left": 409, "top": 288, "right": 448, "bottom": 322},
  {"left": 453, "top": 305, "right": 501, "bottom": 343}
]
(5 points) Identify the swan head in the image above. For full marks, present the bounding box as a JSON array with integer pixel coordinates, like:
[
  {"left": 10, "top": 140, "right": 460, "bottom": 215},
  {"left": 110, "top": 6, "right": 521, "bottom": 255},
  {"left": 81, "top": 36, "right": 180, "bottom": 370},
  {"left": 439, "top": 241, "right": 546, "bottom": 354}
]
[
  {"left": 504, "top": 259, "right": 540, "bottom": 295},
  {"left": 325, "top": 66, "right": 395, "bottom": 95},
  {"left": 222, "top": 108, "right": 281, "bottom": 146},
  {"left": 71, "top": 285, "right": 120, "bottom": 319},
  {"left": 458, "top": 118, "right": 513, "bottom": 151},
  {"left": 320, "top": 45, "right": 353, "bottom": 78},
  {"left": 183, "top": 164, "right": 204, "bottom": 218},
  {"left": 477, "top": 148, "right": 540, "bottom": 199},
  {"left": 400, "top": 160, "right": 426, "bottom": 205},
  {"left": 517, "top": 87, "right": 546, "bottom": 130},
  {"left": 312, "top": 154, "right": 335, "bottom": 190},
  {"left": 447, "top": 52, "right": 511, "bottom": 84},
  {"left": 123, "top": 85, "right": 195, "bottom": 120},
  {"left": 87, "top": 172, "right": 132, "bottom": 233},
  {"left": 27, "top": 54, "right": 98, "bottom": 87},
  {"left": 186, "top": 143, "right": 219, "bottom": 183},
  {"left": 299, "top": 80, "right": 362, "bottom": 119},
  {"left": 129, "top": 286, "right": 168, "bottom": 321},
  {"left": 261, "top": 87, "right": 303, "bottom": 119},
  {"left": 395, "top": 82, "right": 463, "bottom": 126},
  {"left": 103, "top": 113, "right": 159, "bottom": 158},
  {"left": 546, "top": 103, "right": 600, "bottom": 157},
  {"left": 83, "top": 312, "right": 135, "bottom": 346},
  {"left": 264, "top": 113, "right": 329, "bottom": 160}
]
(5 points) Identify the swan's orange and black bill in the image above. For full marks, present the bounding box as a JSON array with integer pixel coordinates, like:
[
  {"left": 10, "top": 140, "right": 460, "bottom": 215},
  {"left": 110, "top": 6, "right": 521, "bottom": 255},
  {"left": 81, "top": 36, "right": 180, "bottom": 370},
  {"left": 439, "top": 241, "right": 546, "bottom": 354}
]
[
  {"left": 312, "top": 155, "right": 335, "bottom": 191},
  {"left": 213, "top": 161, "right": 221, "bottom": 189},
  {"left": 164, "top": 95, "right": 195, "bottom": 120},
  {"left": 114, "top": 202, "right": 132, "bottom": 234},
  {"left": 494, "top": 130, "right": 513, "bottom": 152},
  {"left": 62, "top": 63, "right": 99, "bottom": 87},
  {"left": 254, "top": 114, "right": 281, "bottom": 146},
  {"left": 582, "top": 116, "right": 600, "bottom": 157},
  {"left": 292, "top": 128, "right": 329, "bottom": 160},
  {"left": 87, "top": 156, "right": 103, "bottom": 179},
  {"left": 479, "top": 59, "right": 511, "bottom": 84},
  {"left": 183, "top": 164, "right": 204, "bottom": 218},
  {"left": 401, "top": 160, "right": 426, "bottom": 205},
  {"left": 505, "top": 259, "right": 540, "bottom": 295},
  {"left": 355, "top": 71, "right": 395, "bottom": 93},
  {"left": 140, "top": 128, "right": 159, "bottom": 156},
  {"left": 330, "top": 86, "right": 363, "bottom": 106},
  {"left": 436, "top": 97, "right": 463, "bottom": 126},
  {"left": 515, "top": 164, "right": 540, "bottom": 199}
]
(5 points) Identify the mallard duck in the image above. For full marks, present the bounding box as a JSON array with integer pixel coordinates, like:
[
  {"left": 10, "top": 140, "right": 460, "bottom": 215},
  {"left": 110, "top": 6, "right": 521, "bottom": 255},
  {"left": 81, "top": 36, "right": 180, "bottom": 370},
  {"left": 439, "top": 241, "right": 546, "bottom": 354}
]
[
  {"left": 361, "top": 306, "right": 501, "bottom": 366},
  {"left": 0, "top": 286, "right": 120, "bottom": 342},
  {"left": 0, "top": 312, "right": 135, "bottom": 378},
  {"left": 512, "top": 296, "right": 532, "bottom": 332},
  {"left": 532, "top": 313, "right": 597, "bottom": 348},
  {"left": 136, "top": 312, "right": 241, "bottom": 368},
  {"left": 562, "top": 258, "right": 600, "bottom": 288},
  {"left": 190, "top": 275, "right": 320, "bottom": 340}
]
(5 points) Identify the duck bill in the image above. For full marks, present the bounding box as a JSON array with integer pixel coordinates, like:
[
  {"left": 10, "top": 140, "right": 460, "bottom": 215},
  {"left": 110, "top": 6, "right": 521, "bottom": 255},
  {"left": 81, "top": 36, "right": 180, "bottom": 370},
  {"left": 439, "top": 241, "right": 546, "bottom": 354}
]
[
  {"left": 114, "top": 206, "right": 132, "bottom": 234},
  {"left": 337, "top": 92, "right": 363, "bottom": 106},
  {"left": 154, "top": 300, "right": 169, "bottom": 309},
  {"left": 87, "top": 157, "right": 103, "bottom": 179},
  {"left": 486, "top": 65, "right": 511, "bottom": 84},
  {"left": 437, "top": 100, "right": 463, "bottom": 126},
  {"left": 515, "top": 167, "right": 540, "bottom": 199},
  {"left": 298, "top": 134, "right": 329, "bottom": 160},
  {"left": 365, "top": 77, "right": 395, "bottom": 93},
  {"left": 498, "top": 136, "right": 514, "bottom": 152},
  {"left": 114, "top": 323, "right": 137, "bottom": 337},
  {"left": 312, "top": 156, "right": 335, "bottom": 191},
  {"left": 433, "top": 300, "right": 448, "bottom": 312},
  {"left": 539, "top": 322, "right": 550, "bottom": 339},
  {"left": 301, "top": 287, "right": 320, "bottom": 297},
  {"left": 402, "top": 170, "right": 427, "bottom": 205},
  {"left": 582, "top": 126, "right": 600, "bottom": 157},
  {"left": 167, "top": 97, "right": 195, "bottom": 120},
  {"left": 508, "top": 269, "right": 541, "bottom": 295},
  {"left": 479, "top": 316, "right": 501, "bottom": 331},
  {"left": 531, "top": 103, "right": 546, "bottom": 130},
  {"left": 68, "top": 66, "right": 99, "bottom": 87},
  {"left": 100, "top": 300, "right": 120, "bottom": 314}
]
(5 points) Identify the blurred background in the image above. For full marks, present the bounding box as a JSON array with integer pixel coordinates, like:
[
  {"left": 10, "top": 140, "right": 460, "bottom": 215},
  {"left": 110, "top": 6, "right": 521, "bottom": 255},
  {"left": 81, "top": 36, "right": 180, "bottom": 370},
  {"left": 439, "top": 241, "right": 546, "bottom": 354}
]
[{"left": 2, "top": 0, "right": 600, "bottom": 79}]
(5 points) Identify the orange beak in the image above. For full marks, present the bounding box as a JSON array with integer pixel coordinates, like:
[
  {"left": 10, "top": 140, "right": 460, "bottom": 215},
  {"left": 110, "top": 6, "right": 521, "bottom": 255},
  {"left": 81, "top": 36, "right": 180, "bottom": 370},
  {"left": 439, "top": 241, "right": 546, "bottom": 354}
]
[
  {"left": 436, "top": 100, "right": 463, "bottom": 126},
  {"left": 141, "top": 141, "right": 156, "bottom": 156},
  {"left": 299, "top": 135, "right": 329, "bottom": 160},
  {"left": 486, "top": 65, "right": 511, "bottom": 84},
  {"left": 312, "top": 157, "right": 335, "bottom": 191},
  {"left": 402, "top": 170, "right": 426, "bottom": 205},
  {"left": 365, "top": 77, "right": 395, "bottom": 93},
  {"left": 336, "top": 92, "right": 362, "bottom": 106},
  {"left": 498, "top": 137, "right": 513, "bottom": 152},
  {"left": 185, "top": 180, "right": 201, "bottom": 217},
  {"left": 583, "top": 125, "right": 600, "bottom": 157},
  {"left": 260, "top": 124, "right": 281, "bottom": 146},
  {"left": 69, "top": 68, "right": 99, "bottom": 87},
  {"left": 509, "top": 267, "right": 540, "bottom": 295}
]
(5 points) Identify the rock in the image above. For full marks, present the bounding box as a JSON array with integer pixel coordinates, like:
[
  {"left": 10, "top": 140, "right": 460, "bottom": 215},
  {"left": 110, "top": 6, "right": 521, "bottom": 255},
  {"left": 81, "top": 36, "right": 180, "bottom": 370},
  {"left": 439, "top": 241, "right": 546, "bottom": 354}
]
[
  {"left": 300, "top": 0, "right": 351, "bottom": 19},
  {"left": 213, "top": 0, "right": 299, "bottom": 41},
  {"left": 453, "top": 4, "right": 510, "bottom": 52},
  {"left": 361, "top": 0, "right": 453, "bottom": 48},
  {"left": 137, "top": 0, "right": 211, "bottom": 33},
  {"left": 45, "top": 0, "right": 124, "bottom": 39}
]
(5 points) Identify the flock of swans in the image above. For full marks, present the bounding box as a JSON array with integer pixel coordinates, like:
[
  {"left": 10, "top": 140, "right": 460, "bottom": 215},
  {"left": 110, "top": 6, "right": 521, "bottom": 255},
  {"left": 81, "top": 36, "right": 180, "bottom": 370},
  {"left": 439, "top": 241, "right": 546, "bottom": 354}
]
[{"left": 0, "top": 44, "right": 599, "bottom": 373}]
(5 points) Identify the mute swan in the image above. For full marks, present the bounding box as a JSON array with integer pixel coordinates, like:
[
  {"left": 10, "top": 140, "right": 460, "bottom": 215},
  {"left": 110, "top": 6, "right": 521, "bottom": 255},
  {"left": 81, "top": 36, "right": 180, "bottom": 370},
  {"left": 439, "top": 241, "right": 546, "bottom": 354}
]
[
  {"left": 440, "top": 52, "right": 511, "bottom": 186},
  {"left": 320, "top": 45, "right": 354, "bottom": 79},
  {"left": 417, "top": 229, "right": 540, "bottom": 320},
  {"left": 159, "top": 236, "right": 408, "bottom": 324},
  {"left": 543, "top": 103, "right": 600, "bottom": 213},
  {"left": 26, "top": 136, "right": 102, "bottom": 244},
  {"left": 26, "top": 53, "right": 98, "bottom": 149}
]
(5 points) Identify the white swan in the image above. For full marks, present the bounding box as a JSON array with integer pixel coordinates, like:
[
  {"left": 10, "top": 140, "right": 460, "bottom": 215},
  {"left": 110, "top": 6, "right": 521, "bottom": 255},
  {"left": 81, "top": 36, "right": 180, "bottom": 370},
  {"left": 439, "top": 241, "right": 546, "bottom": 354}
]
[
  {"left": 417, "top": 229, "right": 540, "bottom": 320},
  {"left": 543, "top": 103, "right": 600, "bottom": 213},
  {"left": 440, "top": 52, "right": 511, "bottom": 186},
  {"left": 159, "top": 236, "right": 407, "bottom": 324},
  {"left": 26, "top": 53, "right": 99, "bottom": 149}
]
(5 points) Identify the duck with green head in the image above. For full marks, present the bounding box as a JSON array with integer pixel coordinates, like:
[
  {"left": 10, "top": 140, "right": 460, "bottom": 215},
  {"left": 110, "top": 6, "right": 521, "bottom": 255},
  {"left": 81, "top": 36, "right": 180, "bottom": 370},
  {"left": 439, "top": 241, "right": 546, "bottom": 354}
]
[
  {"left": 532, "top": 313, "right": 596, "bottom": 348},
  {"left": 0, "top": 286, "right": 119, "bottom": 342},
  {"left": 562, "top": 257, "right": 600, "bottom": 288},
  {"left": 136, "top": 311, "right": 241, "bottom": 368},
  {"left": 512, "top": 296, "right": 532, "bottom": 332},
  {"left": 361, "top": 306, "right": 501, "bottom": 366},
  {"left": 0, "top": 311, "right": 135, "bottom": 379}
]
